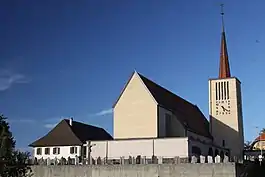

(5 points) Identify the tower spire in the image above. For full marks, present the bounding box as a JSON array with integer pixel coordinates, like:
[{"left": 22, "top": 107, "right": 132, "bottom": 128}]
[{"left": 219, "top": 4, "right": 231, "bottom": 79}]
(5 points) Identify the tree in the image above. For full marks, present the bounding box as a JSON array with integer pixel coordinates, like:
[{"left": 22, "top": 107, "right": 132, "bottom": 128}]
[{"left": 0, "top": 114, "right": 32, "bottom": 177}]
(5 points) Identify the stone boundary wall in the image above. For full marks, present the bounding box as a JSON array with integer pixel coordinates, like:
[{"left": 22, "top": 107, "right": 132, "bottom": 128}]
[{"left": 30, "top": 163, "right": 243, "bottom": 177}]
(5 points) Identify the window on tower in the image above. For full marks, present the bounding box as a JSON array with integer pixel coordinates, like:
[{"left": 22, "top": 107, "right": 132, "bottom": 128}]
[
  {"left": 215, "top": 82, "right": 218, "bottom": 100},
  {"left": 226, "top": 81, "right": 230, "bottom": 99},
  {"left": 215, "top": 81, "right": 230, "bottom": 101},
  {"left": 218, "top": 82, "right": 221, "bottom": 100}
]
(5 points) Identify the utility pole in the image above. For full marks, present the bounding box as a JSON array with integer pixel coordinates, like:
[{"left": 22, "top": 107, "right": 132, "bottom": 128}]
[
  {"left": 259, "top": 132, "right": 263, "bottom": 166},
  {"left": 256, "top": 126, "right": 263, "bottom": 165}
]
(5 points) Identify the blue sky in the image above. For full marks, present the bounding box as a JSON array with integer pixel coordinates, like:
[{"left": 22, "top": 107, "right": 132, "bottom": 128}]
[{"left": 1, "top": 0, "right": 265, "bottom": 150}]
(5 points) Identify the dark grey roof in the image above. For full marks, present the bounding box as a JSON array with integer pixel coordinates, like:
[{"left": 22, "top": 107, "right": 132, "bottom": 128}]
[
  {"left": 139, "top": 73, "right": 212, "bottom": 139},
  {"left": 29, "top": 119, "right": 113, "bottom": 147}
]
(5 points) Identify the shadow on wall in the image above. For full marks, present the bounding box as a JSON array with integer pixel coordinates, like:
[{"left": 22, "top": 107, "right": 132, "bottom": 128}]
[
  {"left": 210, "top": 115, "right": 243, "bottom": 158},
  {"left": 189, "top": 115, "right": 243, "bottom": 162}
]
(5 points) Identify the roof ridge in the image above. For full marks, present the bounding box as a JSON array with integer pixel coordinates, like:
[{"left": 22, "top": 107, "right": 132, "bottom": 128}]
[
  {"left": 137, "top": 73, "right": 196, "bottom": 107},
  {"left": 70, "top": 119, "right": 106, "bottom": 129}
]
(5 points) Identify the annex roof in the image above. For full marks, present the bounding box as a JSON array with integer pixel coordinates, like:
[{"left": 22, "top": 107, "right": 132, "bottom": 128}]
[{"left": 29, "top": 119, "right": 113, "bottom": 147}]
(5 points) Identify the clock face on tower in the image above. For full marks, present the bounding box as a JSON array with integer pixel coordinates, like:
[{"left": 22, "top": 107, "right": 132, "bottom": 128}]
[{"left": 216, "top": 100, "right": 231, "bottom": 115}]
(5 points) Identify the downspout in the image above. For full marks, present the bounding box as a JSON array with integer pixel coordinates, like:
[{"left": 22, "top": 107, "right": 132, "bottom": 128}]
[{"left": 152, "top": 139, "right": 155, "bottom": 156}]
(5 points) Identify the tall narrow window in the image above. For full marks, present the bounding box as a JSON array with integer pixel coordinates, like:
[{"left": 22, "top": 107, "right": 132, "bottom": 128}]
[
  {"left": 224, "top": 82, "right": 227, "bottom": 100},
  {"left": 165, "top": 114, "right": 171, "bottom": 137},
  {"left": 215, "top": 82, "right": 218, "bottom": 100},
  {"left": 226, "top": 81, "right": 229, "bottom": 99},
  {"left": 218, "top": 82, "right": 221, "bottom": 100},
  {"left": 221, "top": 82, "right": 224, "bottom": 100}
]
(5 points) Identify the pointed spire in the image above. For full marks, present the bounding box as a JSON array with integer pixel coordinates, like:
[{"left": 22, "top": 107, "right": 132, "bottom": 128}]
[{"left": 219, "top": 4, "right": 231, "bottom": 79}]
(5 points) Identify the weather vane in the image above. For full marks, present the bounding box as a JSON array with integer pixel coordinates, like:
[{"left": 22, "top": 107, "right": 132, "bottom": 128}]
[
  {"left": 220, "top": 3, "right": 225, "bottom": 32},
  {"left": 220, "top": 3, "right": 224, "bottom": 16}
]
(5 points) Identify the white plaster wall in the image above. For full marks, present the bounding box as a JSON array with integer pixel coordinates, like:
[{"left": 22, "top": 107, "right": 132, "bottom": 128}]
[
  {"left": 33, "top": 146, "right": 82, "bottom": 159},
  {"left": 158, "top": 107, "right": 186, "bottom": 138},
  {"left": 89, "top": 141, "right": 107, "bottom": 158},
  {"left": 90, "top": 137, "right": 189, "bottom": 159},
  {"left": 154, "top": 138, "right": 188, "bottom": 158}
]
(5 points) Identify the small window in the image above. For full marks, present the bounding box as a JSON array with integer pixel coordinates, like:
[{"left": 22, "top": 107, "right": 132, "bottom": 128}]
[
  {"left": 222, "top": 140, "right": 225, "bottom": 147},
  {"left": 36, "top": 148, "right": 42, "bottom": 155},
  {"left": 165, "top": 113, "right": 171, "bottom": 137},
  {"left": 70, "top": 147, "right": 78, "bottom": 154},
  {"left": 44, "top": 148, "right": 50, "bottom": 155},
  {"left": 53, "top": 147, "right": 60, "bottom": 155}
]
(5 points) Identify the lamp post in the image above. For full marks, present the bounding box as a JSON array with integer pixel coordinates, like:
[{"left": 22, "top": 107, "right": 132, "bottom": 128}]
[{"left": 256, "top": 126, "right": 263, "bottom": 165}]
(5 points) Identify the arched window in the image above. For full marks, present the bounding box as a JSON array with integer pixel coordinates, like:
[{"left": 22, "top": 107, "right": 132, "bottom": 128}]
[
  {"left": 215, "top": 149, "right": 219, "bottom": 156},
  {"left": 208, "top": 147, "right": 213, "bottom": 156},
  {"left": 220, "top": 151, "right": 224, "bottom": 162}
]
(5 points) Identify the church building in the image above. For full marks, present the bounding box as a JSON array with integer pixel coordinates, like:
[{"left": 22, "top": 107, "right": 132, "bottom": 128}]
[
  {"left": 87, "top": 10, "right": 244, "bottom": 162},
  {"left": 29, "top": 9, "right": 244, "bottom": 163}
]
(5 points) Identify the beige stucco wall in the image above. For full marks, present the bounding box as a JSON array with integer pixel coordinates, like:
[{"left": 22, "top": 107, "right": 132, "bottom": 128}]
[
  {"left": 90, "top": 137, "right": 189, "bottom": 159},
  {"left": 209, "top": 77, "right": 244, "bottom": 159},
  {"left": 158, "top": 107, "right": 185, "bottom": 138},
  {"left": 113, "top": 72, "right": 158, "bottom": 139}
]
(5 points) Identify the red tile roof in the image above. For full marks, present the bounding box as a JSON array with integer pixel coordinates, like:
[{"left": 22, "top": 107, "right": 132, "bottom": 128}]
[
  {"left": 219, "top": 31, "right": 231, "bottom": 79},
  {"left": 255, "top": 132, "right": 265, "bottom": 141}
]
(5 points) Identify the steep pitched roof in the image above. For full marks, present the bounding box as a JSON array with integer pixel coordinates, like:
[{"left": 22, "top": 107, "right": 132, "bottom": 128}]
[
  {"left": 219, "top": 6, "right": 231, "bottom": 79},
  {"left": 138, "top": 73, "right": 212, "bottom": 139},
  {"left": 29, "top": 119, "right": 113, "bottom": 147},
  {"left": 113, "top": 71, "right": 212, "bottom": 139}
]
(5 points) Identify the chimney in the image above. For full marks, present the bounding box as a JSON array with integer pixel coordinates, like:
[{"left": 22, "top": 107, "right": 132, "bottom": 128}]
[{"left": 69, "top": 117, "right": 73, "bottom": 126}]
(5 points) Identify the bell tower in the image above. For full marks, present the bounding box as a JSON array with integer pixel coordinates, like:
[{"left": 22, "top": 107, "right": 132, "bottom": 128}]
[{"left": 209, "top": 5, "right": 244, "bottom": 160}]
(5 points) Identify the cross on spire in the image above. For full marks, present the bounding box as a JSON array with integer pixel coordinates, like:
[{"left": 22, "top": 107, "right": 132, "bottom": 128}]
[
  {"left": 218, "top": 4, "right": 231, "bottom": 79},
  {"left": 220, "top": 4, "right": 225, "bottom": 32}
]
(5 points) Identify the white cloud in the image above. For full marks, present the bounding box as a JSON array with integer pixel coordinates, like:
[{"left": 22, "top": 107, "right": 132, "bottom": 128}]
[
  {"left": 0, "top": 70, "right": 31, "bottom": 91},
  {"left": 94, "top": 108, "right": 113, "bottom": 116},
  {"left": 44, "top": 123, "right": 57, "bottom": 129}
]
